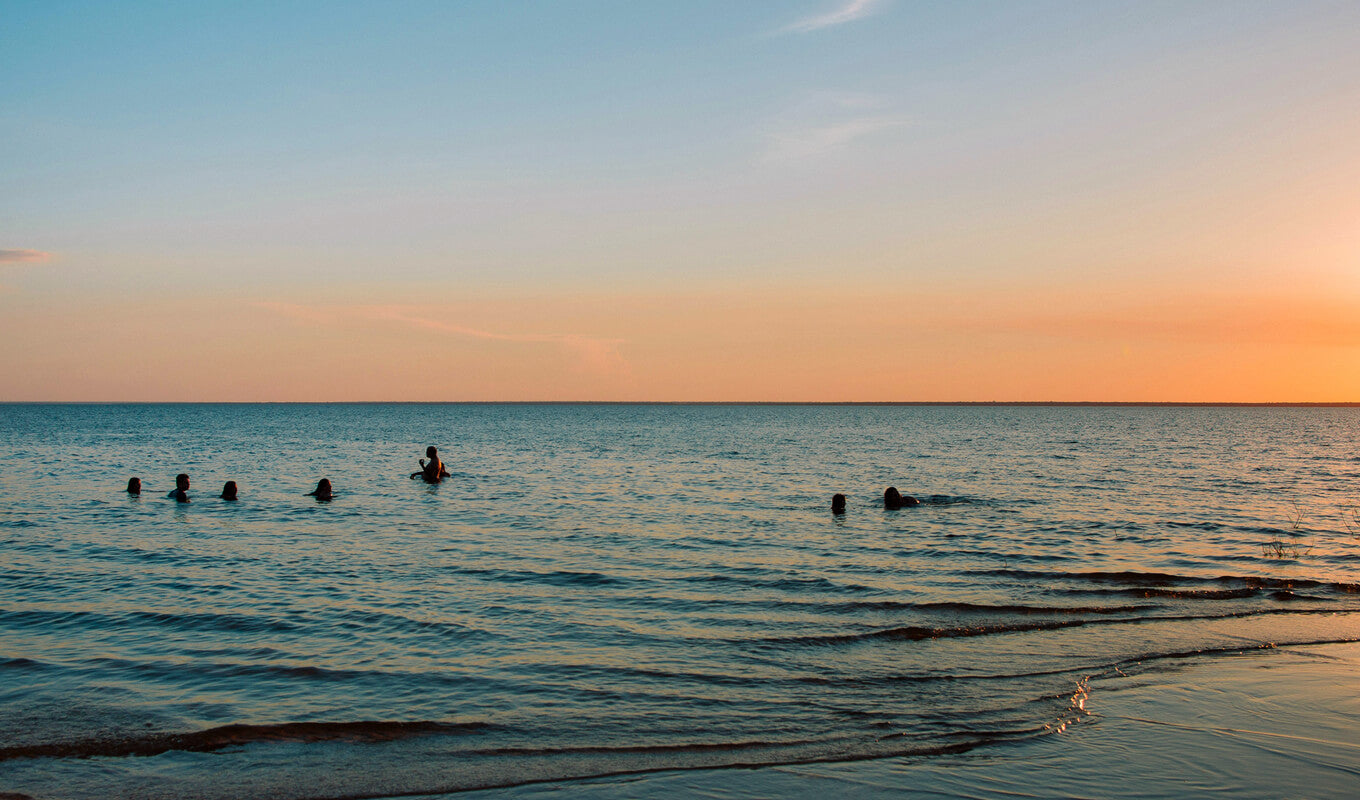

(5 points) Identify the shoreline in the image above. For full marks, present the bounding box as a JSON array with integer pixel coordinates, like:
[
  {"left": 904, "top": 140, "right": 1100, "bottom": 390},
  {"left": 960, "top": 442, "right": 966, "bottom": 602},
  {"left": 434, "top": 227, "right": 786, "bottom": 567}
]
[
  {"left": 3, "top": 401, "right": 1359, "bottom": 407},
  {"left": 434, "top": 639, "right": 1360, "bottom": 800}
]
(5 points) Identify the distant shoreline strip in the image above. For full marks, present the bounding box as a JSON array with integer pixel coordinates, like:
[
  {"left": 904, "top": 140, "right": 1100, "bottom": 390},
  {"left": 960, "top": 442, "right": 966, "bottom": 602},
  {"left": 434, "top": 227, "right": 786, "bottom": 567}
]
[{"left": 3, "top": 401, "right": 1359, "bottom": 408}]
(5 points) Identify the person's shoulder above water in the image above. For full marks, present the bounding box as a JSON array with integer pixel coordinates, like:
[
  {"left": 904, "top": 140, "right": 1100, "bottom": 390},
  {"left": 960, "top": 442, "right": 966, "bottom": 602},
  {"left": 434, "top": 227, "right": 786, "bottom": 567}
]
[
  {"left": 167, "top": 473, "right": 190, "bottom": 502},
  {"left": 884, "top": 486, "right": 919, "bottom": 509},
  {"left": 412, "top": 445, "right": 452, "bottom": 483}
]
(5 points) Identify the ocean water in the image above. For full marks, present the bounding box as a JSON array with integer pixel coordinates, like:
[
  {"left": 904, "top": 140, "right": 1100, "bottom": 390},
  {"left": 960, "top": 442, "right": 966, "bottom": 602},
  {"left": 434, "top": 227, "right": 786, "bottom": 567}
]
[{"left": 1, "top": 403, "right": 1358, "bottom": 799}]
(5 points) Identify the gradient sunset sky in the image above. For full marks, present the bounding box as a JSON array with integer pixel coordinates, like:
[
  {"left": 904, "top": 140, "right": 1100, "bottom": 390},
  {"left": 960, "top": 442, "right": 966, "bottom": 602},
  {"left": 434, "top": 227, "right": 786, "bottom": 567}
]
[{"left": 3, "top": 0, "right": 1359, "bottom": 401}]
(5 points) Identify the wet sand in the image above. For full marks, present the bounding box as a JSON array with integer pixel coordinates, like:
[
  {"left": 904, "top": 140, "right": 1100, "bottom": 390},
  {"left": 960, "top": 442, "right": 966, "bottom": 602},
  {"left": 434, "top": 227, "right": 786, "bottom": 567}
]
[{"left": 439, "top": 640, "right": 1360, "bottom": 799}]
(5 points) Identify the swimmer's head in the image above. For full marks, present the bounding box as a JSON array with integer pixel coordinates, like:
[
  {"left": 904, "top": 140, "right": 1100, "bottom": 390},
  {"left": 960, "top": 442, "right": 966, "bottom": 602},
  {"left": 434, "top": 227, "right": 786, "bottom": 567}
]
[
  {"left": 831, "top": 493, "right": 846, "bottom": 513},
  {"left": 316, "top": 478, "right": 332, "bottom": 492},
  {"left": 221, "top": 481, "right": 238, "bottom": 500},
  {"left": 426, "top": 446, "right": 438, "bottom": 458},
  {"left": 127, "top": 477, "right": 141, "bottom": 495},
  {"left": 176, "top": 473, "right": 190, "bottom": 491}
]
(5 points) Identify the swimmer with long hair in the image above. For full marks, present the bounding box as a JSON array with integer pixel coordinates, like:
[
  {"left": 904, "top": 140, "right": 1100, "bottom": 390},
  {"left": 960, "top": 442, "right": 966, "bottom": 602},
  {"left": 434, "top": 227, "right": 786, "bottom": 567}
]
[{"left": 884, "top": 487, "right": 919, "bottom": 509}]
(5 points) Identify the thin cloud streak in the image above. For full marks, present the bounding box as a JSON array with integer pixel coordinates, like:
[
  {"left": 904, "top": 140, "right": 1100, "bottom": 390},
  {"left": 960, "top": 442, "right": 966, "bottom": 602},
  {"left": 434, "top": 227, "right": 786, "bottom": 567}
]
[
  {"left": 0, "top": 249, "right": 52, "bottom": 263},
  {"left": 366, "top": 307, "right": 629, "bottom": 374},
  {"left": 253, "top": 301, "right": 629, "bottom": 375},
  {"left": 763, "top": 114, "right": 911, "bottom": 161},
  {"left": 779, "top": 0, "right": 888, "bottom": 34}
]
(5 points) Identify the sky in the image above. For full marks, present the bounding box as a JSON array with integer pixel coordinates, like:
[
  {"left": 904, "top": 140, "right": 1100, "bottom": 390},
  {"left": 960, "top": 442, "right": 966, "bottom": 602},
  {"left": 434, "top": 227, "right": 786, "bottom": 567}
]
[{"left": 3, "top": 0, "right": 1359, "bottom": 401}]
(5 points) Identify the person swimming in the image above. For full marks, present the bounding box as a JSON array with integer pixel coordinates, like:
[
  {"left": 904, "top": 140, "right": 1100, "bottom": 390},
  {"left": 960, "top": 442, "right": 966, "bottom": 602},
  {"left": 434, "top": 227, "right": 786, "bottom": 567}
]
[
  {"left": 307, "top": 478, "right": 333, "bottom": 501},
  {"left": 410, "top": 445, "right": 451, "bottom": 483},
  {"left": 831, "top": 493, "right": 847, "bottom": 514},
  {"left": 220, "top": 481, "right": 238, "bottom": 501},
  {"left": 884, "top": 486, "right": 919, "bottom": 509},
  {"left": 167, "top": 473, "right": 190, "bottom": 503},
  {"left": 127, "top": 477, "right": 142, "bottom": 496}
]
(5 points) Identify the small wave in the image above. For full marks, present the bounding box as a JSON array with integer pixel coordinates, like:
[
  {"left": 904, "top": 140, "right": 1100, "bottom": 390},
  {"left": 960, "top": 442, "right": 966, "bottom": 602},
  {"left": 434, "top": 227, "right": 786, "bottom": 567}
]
[
  {"left": 763, "top": 607, "right": 1353, "bottom": 648},
  {"left": 0, "top": 608, "right": 301, "bottom": 635},
  {"left": 773, "top": 619, "right": 1088, "bottom": 646},
  {"left": 1165, "top": 520, "right": 1224, "bottom": 531},
  {"left": 914, "top": 601, "right": 1154, "bottom": 615},
  {"left": 921, "top": 495, "right": 978, "bottom": 506},
  {"left": 695, "top": 573, "right": 874, "bottom": 594},
  {"left": 974, "top": 568, "right": 1360, "bottom": 595},
  {"left": 0, "top": 657, "right": 47, "bottom": 673},
  {"left": 0, "top": 720, "right": 491, "bottom": 761},
  {"left": 471, "top": 736, "right": 817, "bottom": 758},
  {"left": 450, "top": 567, "right": 629, "bottom": 588},
  {"left": 1115, "top": 587, "right": 1259, "bottom": 600}
]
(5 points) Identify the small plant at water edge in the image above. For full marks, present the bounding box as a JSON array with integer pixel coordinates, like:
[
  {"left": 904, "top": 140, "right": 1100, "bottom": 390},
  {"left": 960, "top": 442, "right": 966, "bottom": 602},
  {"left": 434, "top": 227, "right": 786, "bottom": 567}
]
[{"left": 1261, "top": 535, "right": 1312, "bottom": 560}]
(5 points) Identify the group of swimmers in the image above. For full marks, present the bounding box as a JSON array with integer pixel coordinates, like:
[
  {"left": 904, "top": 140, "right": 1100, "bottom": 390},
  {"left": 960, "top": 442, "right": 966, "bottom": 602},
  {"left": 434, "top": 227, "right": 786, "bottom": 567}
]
[
  {"left": 831, "top": 487, "right": 920, "bottom": 514},
  {"left": 126, "top": 474, "right": 333, "bottom": 502},
  {"left": 124, "top": 446, "right": 451, "bottom": 503},
  {"left": 125, "top": 445, "right": 910, "bottom": 513}
]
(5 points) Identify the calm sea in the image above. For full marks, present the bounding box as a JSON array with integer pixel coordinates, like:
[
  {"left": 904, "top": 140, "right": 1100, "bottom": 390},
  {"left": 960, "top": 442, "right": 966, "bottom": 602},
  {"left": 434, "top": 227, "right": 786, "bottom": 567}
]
[{"left": 1, "top": 404, "right": 1358, "bottom": 799}]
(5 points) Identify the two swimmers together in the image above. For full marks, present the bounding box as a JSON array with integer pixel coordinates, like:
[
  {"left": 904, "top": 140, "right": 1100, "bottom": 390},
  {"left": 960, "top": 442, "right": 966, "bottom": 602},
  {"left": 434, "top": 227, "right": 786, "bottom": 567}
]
[{"left": 830, "top": 487, "right": 921, "bottom": 514}]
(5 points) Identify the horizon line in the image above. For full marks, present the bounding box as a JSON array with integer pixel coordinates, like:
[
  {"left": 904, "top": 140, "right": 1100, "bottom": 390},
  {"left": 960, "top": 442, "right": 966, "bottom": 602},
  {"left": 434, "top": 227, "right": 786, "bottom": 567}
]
[{"left": 3, "top": 401, "right": 1359, "bottom": 408}]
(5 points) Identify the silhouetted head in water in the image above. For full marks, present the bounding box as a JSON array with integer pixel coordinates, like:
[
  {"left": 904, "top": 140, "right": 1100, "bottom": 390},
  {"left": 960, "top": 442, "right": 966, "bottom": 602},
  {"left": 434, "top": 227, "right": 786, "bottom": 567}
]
[
  {"left": 426, "top": 446, "right": 438, "bottom": 459},
  {"left": 884, "top": 487, "right": 919, "bottom": 509},
  {"left": 308, "top": 478, "right": 333, "bottom": 501},
  {"left": 126, "top": 477, "right": 141, "bottom": 495},
  {"left": 168, "top": 473, "right": 190, "bottom": 502},
  {"left": 220, "top": 481, "right": 238, "bottom": 501},
  {"left": 831, "top": 493, "right": 846, "bottom": 514}
]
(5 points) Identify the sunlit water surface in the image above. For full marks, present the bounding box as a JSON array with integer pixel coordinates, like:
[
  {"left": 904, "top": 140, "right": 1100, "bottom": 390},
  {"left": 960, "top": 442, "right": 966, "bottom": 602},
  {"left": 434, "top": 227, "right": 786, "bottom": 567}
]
[{"left": 1, "top": 404, "right": 1358, "bottom": 799}]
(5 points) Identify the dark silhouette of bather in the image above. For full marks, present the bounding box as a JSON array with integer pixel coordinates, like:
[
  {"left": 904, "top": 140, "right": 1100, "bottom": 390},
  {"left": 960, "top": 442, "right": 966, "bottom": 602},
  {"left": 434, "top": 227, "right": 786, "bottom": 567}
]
[
  {"left": 220, "top": 481, "right": 238, "bottom": 501},
  {"left": 831, "top": 493, "right": 846, "bottom": 514},
  {"left": 167, "top": 473, "right": 190, "bottom": 503},
  {"left": 884, "top": 487, "right": 919, "bottom": 509},
  {"left": 307, "top": 479, "right": 333, "bottom": 501},
  {"left": 410, "top": 446, "right": 451, "bottom": 483},
  {"left": 126, "top": 477, "right": 141, "bottom": 496}
]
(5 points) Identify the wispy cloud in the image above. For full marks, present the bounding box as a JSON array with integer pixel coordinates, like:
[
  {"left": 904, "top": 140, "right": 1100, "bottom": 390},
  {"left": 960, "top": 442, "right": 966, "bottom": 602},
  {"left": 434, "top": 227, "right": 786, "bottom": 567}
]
[
  {"left": 366, "top": 306, "right": 628, "bottom": 373},
  {"left": 0, "top": 249, "right": 53, "bottom": 264},
  {"left": 764, "top": 114, "right": 911, "bottom": 161},
  {"left": 254, "top": 301, "right": 629, "bottom": 375},
  {"left": 778, "top": 0, "right": 888, "bottom": 34}
]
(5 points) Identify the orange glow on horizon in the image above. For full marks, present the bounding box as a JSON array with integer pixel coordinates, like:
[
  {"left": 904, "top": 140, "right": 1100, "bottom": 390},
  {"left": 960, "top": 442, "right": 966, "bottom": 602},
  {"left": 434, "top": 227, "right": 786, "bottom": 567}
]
[{"left": 2, "top": 284, "right": 1357, "bottom": 402}]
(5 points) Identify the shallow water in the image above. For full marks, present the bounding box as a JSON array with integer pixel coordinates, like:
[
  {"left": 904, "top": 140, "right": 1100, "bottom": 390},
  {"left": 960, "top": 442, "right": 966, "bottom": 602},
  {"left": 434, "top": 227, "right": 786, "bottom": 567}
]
[{"left": 1, "top": 404, "right": 1358, "bottom": 798}]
